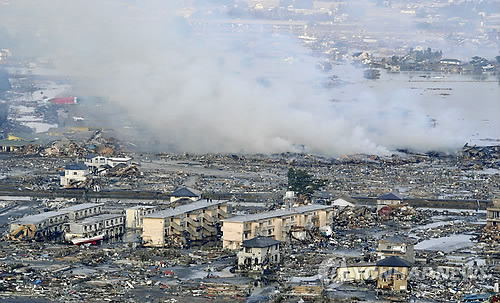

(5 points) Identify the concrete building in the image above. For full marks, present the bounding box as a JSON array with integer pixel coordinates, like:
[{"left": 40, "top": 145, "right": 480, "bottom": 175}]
[
  {"left": 65, "top": 214, "right": 125, "bottom": 241},
  {"left": 376, "top": 235, "right": 415, "bottom": 263},
  {"left": 376, "top": 256, "right": 411, "bottom": 292},
  {"left": 142, "top": 199, "right": 228, "bottom": 247},
  {"left": 222, "top": 204, "right": 336, "bottom": 249},
  {"left": 486, "top": 199, "right": 500, "bottom": 227},
  {"left": 60, "top": 163, "right": 89, "bottom": 186},
  {"left": 9, "top": 211, "right": 69, "bottom": 240},
  {"left": 376, "top": 192, "right": 403, "bottom": 211},
  {"left": 60, "top": 203, "right": 104, "bottom": 221},
  {"left": 125, "top": 205, "right": 160, "bottom": 229},
  {"left": 237, "top": 236, "right": 280, "bottom": 272},
  {"left": 169, "top": 187, "right": 200, "bottom": 203}
]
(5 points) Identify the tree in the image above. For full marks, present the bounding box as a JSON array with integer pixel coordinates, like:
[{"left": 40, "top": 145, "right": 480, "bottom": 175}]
[{"left": 287, "top": 168, "right": 326, "bottom": 198}]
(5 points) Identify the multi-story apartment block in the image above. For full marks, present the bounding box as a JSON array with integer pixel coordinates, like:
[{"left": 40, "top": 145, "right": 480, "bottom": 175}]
[
  {"left": 60, "top": 203, "right": 104, "bottom": 220},
  {"left": 9, "top": 211, "right": 69, "bottom": 240},
  {"left": 142, "top": 199, "right": 228, "bottom": 247},
  {"left": 222, "top": 204, "right": 336, "bottom": 249},
  {"left": 65, "top": 214, "right": 125, "bottom": 241}
]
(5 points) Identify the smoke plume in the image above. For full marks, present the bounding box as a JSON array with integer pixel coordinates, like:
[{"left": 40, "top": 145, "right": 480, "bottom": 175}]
[{"left": 0, "top": 1, "right": 493, "bottom": 156}]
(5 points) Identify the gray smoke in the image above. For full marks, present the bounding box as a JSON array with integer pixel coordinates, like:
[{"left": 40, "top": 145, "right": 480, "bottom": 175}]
[{"left": 0, "top": 1, "right": 482, "bottom": 156}]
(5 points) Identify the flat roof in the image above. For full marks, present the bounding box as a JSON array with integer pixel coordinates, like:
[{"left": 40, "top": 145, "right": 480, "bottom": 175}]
[
  {"left": 223, "top": 204, "right": 335, "bottom": 223},
  {"left": 76, "top": 214, "right": 123, "bottom": 224},
  {"left": 145, "top": 199, "right": 227, "bottom": 219},
  {"left": 15, "top": 211, "right": 69, "bottom": 225},
  {"left": 60, "top": 203, "right": 104, "bottom": 212},
  {"left": 127, "top": 205, "right": 158, "bottom": 210}
]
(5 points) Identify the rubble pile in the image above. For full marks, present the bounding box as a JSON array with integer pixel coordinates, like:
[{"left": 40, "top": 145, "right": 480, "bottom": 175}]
[
  {"left": 458, "top": 145, "right": 500, "bottom": 169},
  {"left": 480, "top": 225, "right": 500, "bottom": 243}
]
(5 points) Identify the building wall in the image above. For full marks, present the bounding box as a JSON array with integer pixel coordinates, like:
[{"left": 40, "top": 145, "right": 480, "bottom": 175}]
[
  {"left": 487, "top": 208, "right": 500, "bottom": 227},
  {"left": 60, "top": 169, "right": 88, "bottom": 186},
  {"left": 336, "top": 265, "right": 377, "bottom": 282},
  {"left": 222, "top": 221, "right": 244, "bottom": 249},
  {"left": 377, "top": 266, "right": 409, "bottom": 291},
  {"left": 65, "top": 215, "right": 125, "bottom": 239},
  {"left": 222, "top": 208, "right": 335, "bottom": 249},
  {"left": 126, "top": 206, "right": 158, "bottom": 229},
  {"left": 142, "top": 217, "right": 165, "bottom": 247}
]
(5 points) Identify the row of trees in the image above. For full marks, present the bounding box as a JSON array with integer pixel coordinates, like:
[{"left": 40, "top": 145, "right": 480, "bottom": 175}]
[{"left": 287, "top": 168, "right": 326, "bottom": 199}]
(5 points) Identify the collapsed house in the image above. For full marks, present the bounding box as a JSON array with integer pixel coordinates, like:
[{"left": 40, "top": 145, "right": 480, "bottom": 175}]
[
  {"left": 222, "top": 204, "right": 336, "bottom": 249},
  {"left": 376, "top": 192, "right": 403, "bottom": 211},
  {"left": 141, "top": 199, "right": 228, "bottom": 247}
]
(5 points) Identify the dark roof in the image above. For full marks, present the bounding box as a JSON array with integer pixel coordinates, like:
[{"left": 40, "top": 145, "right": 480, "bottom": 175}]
[
  {"left": 376, "top": 256, "right": 410, "bottom": 268},
  {"left": 377, "top": 192, "right": 403, "bottom": 200},
  {"left": 65, "top": 163, "right": 88, "bottom": 170},
  {"left": 242, "top": 236, "right": 280, "bottom": 248},
  {"left": 84, "top": 153, "right": 98, "bottom": 159},
  {"left": 170, "top": 187, "right": 199, "bottom": 197}
]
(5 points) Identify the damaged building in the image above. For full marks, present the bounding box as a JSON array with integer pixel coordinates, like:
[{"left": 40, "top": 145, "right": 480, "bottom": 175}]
[
  {"left": 222, "top": 204, "right": 336, "bottom": 249},
  {"left": 141, "top": 199, "right": 228, "bottom": 247}
]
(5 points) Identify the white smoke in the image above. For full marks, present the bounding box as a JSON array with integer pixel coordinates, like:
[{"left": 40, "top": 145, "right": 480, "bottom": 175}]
[{"left": 0, "top": 0, "right": 478, "bottom": 156}]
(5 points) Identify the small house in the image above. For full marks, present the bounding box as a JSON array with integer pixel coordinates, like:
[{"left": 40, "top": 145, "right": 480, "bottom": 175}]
[
  {"left": 60, "top": 163, "right": 89, "bottom": 186},
  {"left": 238, "top": 236, "right": 280, "bottom": 272},
  {"left": 169, "top": 187, "right": 200, "bottom": 203},
  {"left": 376, "top": 235, "right": 415, "bottom": 263},
  {"left": 376, "top": 256, "right": 411, "bottom": 291}
]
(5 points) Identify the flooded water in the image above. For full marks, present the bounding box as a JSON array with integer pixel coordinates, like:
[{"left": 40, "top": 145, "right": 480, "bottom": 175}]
[{"left": 331, "top": 66, "right": 500, "bottom": 147}]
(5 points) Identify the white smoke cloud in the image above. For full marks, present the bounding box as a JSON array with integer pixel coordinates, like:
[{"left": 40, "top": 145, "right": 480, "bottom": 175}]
[{"left": 0, "top": 0, "right": 477, "bottom": 156}]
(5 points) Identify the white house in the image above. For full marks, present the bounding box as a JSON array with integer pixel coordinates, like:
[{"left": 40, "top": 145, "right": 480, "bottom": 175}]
[
  {"left": 84, "top": 154, "right": 132, "bottom": 172},
  {"left": 376, "top": 235, "right": 415, "bottom": 263},
  {"left": 60, "top": 163, "right": 89, "bottom": 186},
  {"left": 237, "top": 236, "right": 280, "bottom": 272}
]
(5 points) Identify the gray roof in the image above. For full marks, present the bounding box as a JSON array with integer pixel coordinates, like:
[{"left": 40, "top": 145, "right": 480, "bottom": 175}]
[
  {"left": 84, "top": 153, "right": 98, "bottom": 159},
  {"left": 145, "top": 200, "right": 227, "bottom": 219},
  {"left": 376, "top": 256, "right": 410, "bottom": 268},
  {"left": 223, "top": 204, "right": 335, "bottom": 223},
  {"left": 15, "top": 211, "right": 68, "bottom": 225},
  {"left": 65, "top": 163, "right": 88, "bottom": 170},
  {"left": 170, "top": 187, "right": 199, "bottom": 197},
  {"left": 60, "top": 203, "right": 103, "bottom": 212},
  {"left": 242, "top": 236, "right": 280, "bottom": 248},
  {"left": 377, "top": 192, "right": 403, "bottom": 200}
]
